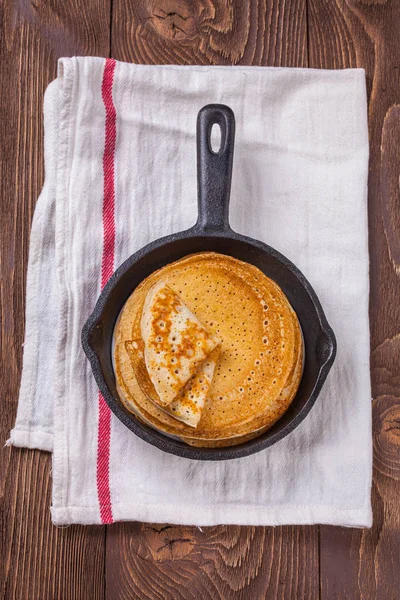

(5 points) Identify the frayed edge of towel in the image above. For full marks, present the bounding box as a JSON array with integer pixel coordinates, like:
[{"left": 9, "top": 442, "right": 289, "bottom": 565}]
[{"left": 7, "top": 428, "right": 54, "bottom": 452}]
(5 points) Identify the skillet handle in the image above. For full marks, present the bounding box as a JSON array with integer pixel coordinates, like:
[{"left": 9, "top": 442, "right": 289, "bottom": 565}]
[{"left": 196, "top": 104, "right": 235, "bottom": 232}]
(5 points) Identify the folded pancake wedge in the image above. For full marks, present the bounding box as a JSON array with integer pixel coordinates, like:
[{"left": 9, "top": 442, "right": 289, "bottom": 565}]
[
  {"left": 125, "top": 340, "right": 220, "bottom": 427},
  {"left": 140, "top": 281, "right": 220, "bottom": 406},
  {"left": 168, "top": 346, "right": 220, "bottom": 427}
]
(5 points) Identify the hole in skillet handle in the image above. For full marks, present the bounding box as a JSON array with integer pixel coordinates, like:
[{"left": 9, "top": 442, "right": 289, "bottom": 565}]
[{"left": 210, "top": 123, "right": 223, "bottom": 154}]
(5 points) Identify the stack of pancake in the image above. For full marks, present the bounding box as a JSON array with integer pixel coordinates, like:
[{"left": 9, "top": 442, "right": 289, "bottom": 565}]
[{"left": 114, "top": 252, "right": 303, "bottom": 448}]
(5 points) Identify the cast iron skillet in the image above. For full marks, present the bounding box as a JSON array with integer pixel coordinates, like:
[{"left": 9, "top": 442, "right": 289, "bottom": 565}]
[{"left": 82, "top": 104, "right": 336, "bottom": 461}]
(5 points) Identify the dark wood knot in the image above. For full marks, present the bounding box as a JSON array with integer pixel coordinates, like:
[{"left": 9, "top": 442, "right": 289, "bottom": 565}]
[
  {"left": 143, "top": 524, "right": 196, "bottom": 561},
  {"left": 373, "top": 395, "right": 400, "bottom": 481},
  {"left": 144, "top": 2, "right": 195, "bottom": 40}
]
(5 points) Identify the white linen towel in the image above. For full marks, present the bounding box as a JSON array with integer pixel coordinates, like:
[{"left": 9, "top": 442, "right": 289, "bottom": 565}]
[{"left": 9, "top": 57, "right": 372, "bottom": 527}]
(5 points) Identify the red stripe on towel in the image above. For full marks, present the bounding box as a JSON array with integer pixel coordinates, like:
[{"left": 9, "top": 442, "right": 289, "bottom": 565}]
[{"left": 97, "top": 58, "right": 117, "bottom": 524}]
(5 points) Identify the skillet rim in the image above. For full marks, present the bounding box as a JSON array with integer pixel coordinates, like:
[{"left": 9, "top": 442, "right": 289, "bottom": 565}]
[{"left": 81, "top": 225, "right": 337, "bottom": 461}]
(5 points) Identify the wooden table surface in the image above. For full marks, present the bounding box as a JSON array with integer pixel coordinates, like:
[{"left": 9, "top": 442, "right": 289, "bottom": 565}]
[{"left": 1, "top": 1, "right": 399, "bottom": 598}]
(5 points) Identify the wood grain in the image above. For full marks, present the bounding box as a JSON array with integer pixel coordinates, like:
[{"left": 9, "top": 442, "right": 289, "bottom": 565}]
[
  {"left": 308, "top": 0, "right": 400, "bottom": 598},
  {"left": 1, "top": 449, "right": 105, "bottom": 600},
  {"left": 106, "top": 522, "right": 319, "bottom": 600},
  {"left": 0, "top": 1, "right": 110, "bottom": 598},
  {"left": 112, "top": 0, "right": 307, "bottom": 66}
]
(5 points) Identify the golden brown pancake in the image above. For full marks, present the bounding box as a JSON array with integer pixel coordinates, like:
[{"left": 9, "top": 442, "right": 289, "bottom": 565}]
[{"left": 114, "top": 252, "right": 303, "bottom": 447}]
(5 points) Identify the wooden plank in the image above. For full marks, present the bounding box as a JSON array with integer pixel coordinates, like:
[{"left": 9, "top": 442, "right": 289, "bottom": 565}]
[
  {"left": 307, "top": 0, "right": 400, "bottom": 598},
  {"left": 111, "top": 0, "right": 308, "bottom": 67},
  {"left": 108, "top": 2, "right": 318, "bottom": 600},
  {"left": 107, "top": 522, "right": 318, "bottom": 600},
  {"left": 0, "top": 1, "right": 110, "bottom": 598},
  {"left": 1, "top": 449, "right": 106, "bottom": 600}
]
